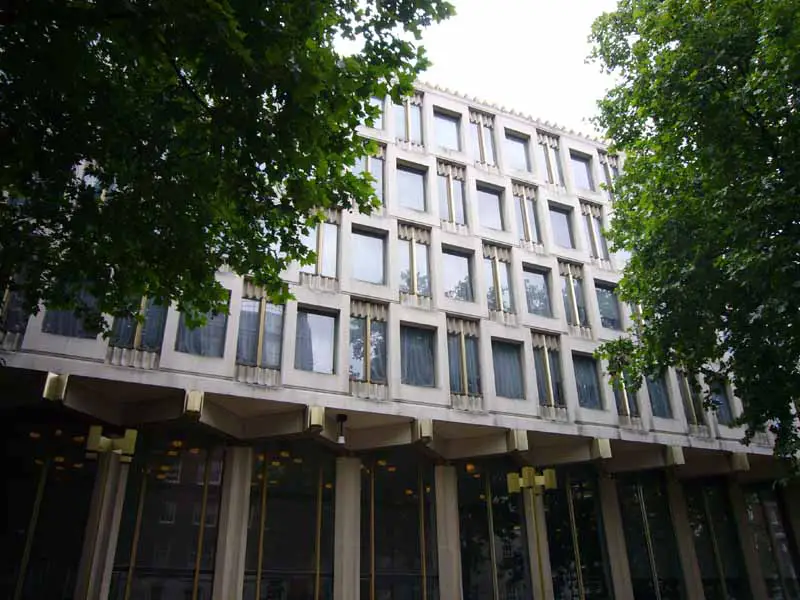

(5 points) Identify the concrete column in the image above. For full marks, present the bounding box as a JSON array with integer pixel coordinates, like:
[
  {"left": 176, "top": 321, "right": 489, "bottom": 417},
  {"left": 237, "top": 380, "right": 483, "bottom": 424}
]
[
  {"left": 434, "top": 465, "right": 463, "bottom": 600},
  {"left": 665, "top": 471, "right": 705, "bottom": 599},
  {"left": 212, "top": 446, "right": 253, "bottom": 600},
  {"left": 597, "top": 472, "right": 634, "bottom": 600},
  {"left": 73, "top": 452, "right": 129, "bottom": 600},
  {"left": 523, "top": 488, "right": 553, "bottom": 600},
  {"left": 334, "top": 456, "right": 362, "bottom": 600},
  {"left": 780, "top": 481, "right": 800, "bottom": 558},
  {"left": 728, "top": 479, "right": 769, "bottom": 600}
]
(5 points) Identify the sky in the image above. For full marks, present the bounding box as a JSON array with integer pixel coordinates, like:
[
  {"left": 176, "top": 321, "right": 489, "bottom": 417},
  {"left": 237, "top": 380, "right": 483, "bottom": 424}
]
[{"left": 417, "top": 0, "right": 619, "bottom": 136}]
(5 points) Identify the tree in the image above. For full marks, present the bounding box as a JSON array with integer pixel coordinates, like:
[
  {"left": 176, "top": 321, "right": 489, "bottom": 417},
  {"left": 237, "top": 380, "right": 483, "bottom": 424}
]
[
  {"left": 0, "top": 0, "right": 453, "bottom": 331},
  {"left": 590, "top": 0, "right": 800, "bottom": 459}
]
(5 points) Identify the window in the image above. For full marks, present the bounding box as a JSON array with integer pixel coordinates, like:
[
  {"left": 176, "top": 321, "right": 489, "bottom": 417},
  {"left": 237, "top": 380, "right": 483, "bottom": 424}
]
[
  {"left": 351, "top": 229, "right": 385, "bottom": 284},
  {"left": 192, "top": 502, "right": 219, "bottom": 528},
  {"left": 469, "top": 110, "right": 496, "bottom": 165},
  {"left": 483, "top": 245, "right": 513, "bottom": 313},
  {"left": 477, "top": 185, "right": 504, "bottom": 230},
  {"left": 710, "top": 379, "right": 734, "bottom": 425},
  {"left": 400, "top": 325, "right": 435, "bottom": 387},
  {"left": 570, "top": 152, "right": 595, "bottom": 191},
  {"left": 535, "top": 131, "right": 565, "bottom": 185},
  {"left": 235, "top": 287, "right": 283, "bottom": 369},
  {"left": 349, "top": 301, "right": 387, "bottom": 384},
  {"left": 678, "top": 370, "right": 706, "bottom": 426},
  {"left": 42, "top": 289, "right": 98, "bottom": 339},
  {"left": 300, "top": 218, "right": 339, "bottom": 278},
  {"left": 613, "top": 373, "right": 640, "bottom": 417},
  {"left": 447, "top": 318, "right": 480, "bottom": 395},
  {"left": 437, "top": 162, "right": 466, "bottom": 225},
  {"left": 532, "top": 333, "right": 563, "bottom": 407},
  {"left": 354, "top": 149, "right": 385, "bottom": 204},
  {"left": 505, "top": 131, "right": 530, "bottom": 171},
  {"left": 398, "top": 224, "right": 431, "bottom": 297},
  {"left": 442, "top": 249, "right": 473, "bottom": 301},
  {"left": 492, "top": 341, "right": 524, "bottom": 399},
  {"left": 397, "top": 163, "right": 426, "bottom": 212},
  {"left": 513, "top": 183, "right": 540, "bottom": 244},
  {"left": 159, "top": 501, "right": 177, "bottom": 524},
  {"left": 175, "top": 292, "right": 231, "bottom": 358},
  {"left": 434, "top": 109, "right": 460, "bottom": 151},
  {"left": 595, "top": 283, "right": 622, "bottom": 329},
  {"left": 573, "top": 354, "right": 602, "bottom": 409},
  {"left": 0, "top": 287, "right": 28, "bottom": 336},
  {"left": 522, "top": 267, "right": 551, "bottom": 317},
  {"left": 110, "top": 297, "right": 168, "bottom": 352},
  {"left": 294, "top": 309, "right": 336, "bottom": 374},
  {"left": 366, "top": 96, "right": 384, "bottom": 129},
  {"left": 581, "top": 202, "right": 610, "bottom": 260},
  {"left": 549, "top": 205, "right": 574, "bottom": 248},
  {"left": 560, "top": 263, "right": 588, "bottom": 327},
  {"left": 647, "top": 372, "right": 672, "bottom": 418},
  {"left": 599, "top": 152, "right": 620, "bottom": 199},
  {"left": 394, "top": 94, "right": 423, "bottom": 144}
]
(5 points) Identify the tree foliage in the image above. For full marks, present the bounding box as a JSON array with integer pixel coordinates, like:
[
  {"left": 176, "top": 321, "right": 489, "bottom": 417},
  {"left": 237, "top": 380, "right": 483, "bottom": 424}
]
[
  {"left": 590, "top": 0, "right": 800, "bottom": 458},
  {"left": 0, "top": 0, "right": 453, "bottom": 330}
]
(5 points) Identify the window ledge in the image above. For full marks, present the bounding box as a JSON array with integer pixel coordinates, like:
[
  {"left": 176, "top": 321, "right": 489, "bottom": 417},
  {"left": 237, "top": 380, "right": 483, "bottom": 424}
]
[
  {"left": 400, "top": 292, "right": 432, "bottom": 310},
  {"left": 618, "top": 414, "right": 646, "bottom": 430},
  {"left": 106, "top": 346, "right": 160, "bottom": 370},
  {"left": 689, "top": 424, "right": 712, "bottom": 438},
  {"left": 350, "top": 379, "right": 389, "bottom": 401},
  {"left": 440, "top": 220, "right": 469, "bottom": 236},
  {"left": 540, "top": 404, "right": 569, "bottom": 422},
  {"left": 489, "top": 309, "right": 517, "bottom": 327},
  {"left": 590, "top": 257, "right": 614, "bottom": 271},
  {"left": 520, "top": 240, "right": 545, "bottom": 255},
  {"left": 569, "top": 325, "right": 593, "bottom": 339},
  {"left": 299, "top": 273, "right": 339, "bottom": 293},
  {"left": 396, "top": 138, "right": 425, "bottom": 152},
  {"left": 0, "top": 330, "right": 23, "bottom": 351},
  {"left": 235, "top": 364, "right": 281, "bottom": 387},
  {"left": 451, "top": 393, "right": 484, "bottom": 413}
]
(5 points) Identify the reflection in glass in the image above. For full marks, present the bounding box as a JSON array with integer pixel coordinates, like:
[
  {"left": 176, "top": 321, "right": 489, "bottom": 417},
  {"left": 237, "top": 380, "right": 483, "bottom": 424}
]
[
  {"left": 515, "top": 195, "right": 541, "bottom": 243},
  {"left": 570, "top": 153, "right": 595, "bottom": 191},
  {"left": 523, "top": 269, "right": 551, "bottom": 316},
  {"left": 477, "top": 187, "right": 503, "bottom": 230},
  {"left": 401, "top": 326, "right": 436, "bottom": 387},
  {"left": 352, "top": 231, "right": 385, "bottom": 284},
  {"left": 111, "top": 297, "right": 169, "bottom": 352},
  {"left": 360, "top": 449, "right": 438, "bottom": 600},
  {"left": 349, "top": 317, "right": 387, "bottom": 384},
  {"left": 550, "top": 207, "right": 574, "bottom": 248},
  {"left": 398, "top": 166, "right": 426, "bottom": 212},
  {"left": 434, "top": 111, "right": 460, "bottom": 150},
  {"left": 300, "top": 222, "right": 338, "bottom": 278},
  {"left": 573, "top": 355, "right": 602, "bottom": 410},
  {"left": 448, "top": 333, "right": 481, "bottom": 395},
  {"left": 561, "top": 275, "right": 588, "bottom": 327},
  {"left": 534, "top": 346, "right": 564, "bottom": 407},
  {"left": 399, "top": 239, "right": 431, "bottom": 297},
  {"left": 485, "top": 259, "right": 513, "bottom": 313},
  {"left": 236, "top": 300, "right": 283, "bottom": 369},
  {"left": 295, "top": 310, "right": 336, "bottom": 374},
  {"left": 595, "top": 285, "right": 621, "bottom": 330},
  {"left": 438, "top": 175, "right": 466, "bottom": 225},
  {"left": 442, "top": 251, "right": 473, "bottom": 301},
  {"left": 647, "top": 374, "right": 672, "bottom": 419}
]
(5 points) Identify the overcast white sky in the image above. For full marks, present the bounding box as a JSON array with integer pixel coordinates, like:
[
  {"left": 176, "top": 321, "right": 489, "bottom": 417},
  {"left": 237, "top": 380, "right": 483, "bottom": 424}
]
[{"left": 417, "top": 0, "right": 619, "bottom": 136}]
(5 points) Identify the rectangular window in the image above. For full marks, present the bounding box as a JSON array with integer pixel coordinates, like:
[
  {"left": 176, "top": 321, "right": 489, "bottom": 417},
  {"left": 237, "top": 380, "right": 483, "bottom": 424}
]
[
  {"left": 349, "top": 301, "right": 387, "bottom": 384},
  {"left": 613, "top": 373, "right": 640, "bottom": 417},
  {"left": 235, "top": 291, "right": 283, "bottom": 369},
  {"left": 400, "top": 325, "right": 435, "bottom": 387},
  {"left": 573, "top": 354, "right": 602, "bottom": 409},
  {"left": 513, "top": 183, "right": 540, "bottom": 244},
  {"left": 536, "top": 131, "right": 565, "bottom": 186},
  {"left": 570, "top": 152, "right": 595, "bottom": 191},
  {"left": 581, "top": 202, "right": 610, "bottom": 260},
  {"left": 294, "top": 309, "right": 336, "bottom": 374},
  {"left": 42, "top": 290, "right": 98, "bottom": 339},
  {"left": 710, "top": 380, "right": 734, "bottom": 425},
  {"left": 483, "top": 245, "right": 513, "bottom": 313},
  {"left": 647, "top": 372, "right": 672, "bottom": 418},
  {"left": 595, "top": 283, "right": 622, "bottom": 330},
  {"left": 549, "top": 205, "right": 574, "bottom": 248},
  {"left": 175, "top": 293, "right": 231, "bottom": 358},
  {"left": 469, "top": 111, "right": 496, "bottom": 165},
  {"left": 351, "top": 229, "right": 385, "bottom": 284},
  {"left": 532, "top": 333, "right": 564, "bottom": 407},
  {"left": 394, "top": 94, "right": 423, "bottom": 144},
  {"left": 397, "top": 163, "right": 426, "bottom": 212},
  {"left": 599, "top": 152, "right": 619, "bottom": 199},
  {"left": 442, "top": 249, "right": 473, "bottom": 301},
  {"left": 560, "top": 263, "right": 588, "bottom": 327},
  {"left": 477, "top": 185, "right": 504, "bottom": 230},
  {"left": 492, "top": 340, "right": 525, "bottom": 399},
  {"left": 300, "top": 218, "right": 339, "bottom": 278},
  {"left": 110, "top": 297, "right": 168, "bottom": 352},
  {"left": 447, "top": 318, "right": 480, "bottom": 395},
  {"left": 437, "top": 163, "right": 466, "bottom": 225},
  {"left": 159, "top": 501, "right": 177, "bottom": 524},
  {"left": 434, "top": 109, "right": 460, "bottom": 151},
  {"left": 365, "top": 96, "right": 383, "bottom": 129},
  {"left": 678, "top": 370, "right": 706, "bottom": 426},
  {"left": 523, "top": 267, "right": 551, "bottom": 317},
  {"left": 354, "top": 150, "right": 385, "bottom": 204},
  {"left": 398, "top": 224, "right": 431, "bottom": 297},
  {"left": 505, "top": 131, "right": 531, "bottom": 172}
]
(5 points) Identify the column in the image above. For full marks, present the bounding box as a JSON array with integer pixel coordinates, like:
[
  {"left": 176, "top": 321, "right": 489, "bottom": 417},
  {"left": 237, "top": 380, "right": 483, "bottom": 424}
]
[
  {"left": 728, "top": 479, "right": 769, "bottom": 599},
  {"left": 523, "top": 487, "right": 553, "bottom": 600},
  {"left": 598, "top": 472, "right": 635, "bottom": 600},
  {"left": 435, "top": 465, "right": 463, "bottom": 600},
  {"left": 665, "top": 471, "right": 705, "bottom": 599},
  {"left": 73, "top": 452, "right": 130, "bottom": 600},
  {"left": 334, "top": 456, "right": 362, "bottom": 600},
  {"left": 780, "top": 481, "right": 800, "bottom": 557},
  {"left": 212, "top": 446, "right": 253, "bottom": 600}
]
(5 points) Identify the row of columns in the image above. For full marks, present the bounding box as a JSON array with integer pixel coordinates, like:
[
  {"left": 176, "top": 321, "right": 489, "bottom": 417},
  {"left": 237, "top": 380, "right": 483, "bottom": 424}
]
[{"left": 77, "top": 447, "right": 794, "bottom": 600}]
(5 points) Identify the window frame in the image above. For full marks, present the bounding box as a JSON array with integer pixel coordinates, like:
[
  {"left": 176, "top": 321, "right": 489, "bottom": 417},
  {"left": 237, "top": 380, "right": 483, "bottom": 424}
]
[
  {"left": 442, "top": 248, "right": 474, "bottom": 302},
  {"left": 522, "top": 267, "right": 552, "bottom": 317},
  {"left": 532, "top": 334, "right": 564, "bottom": 408},
  {"left": 573, "top": 353, "right": 603, "bottom": 410},
  {"left": 351, "top": 228, "right": 386, "bottom": 285},
  {"left": 569, "top": 151, "right": 595, "bottom": 191},
  {"left": 483, "top": 246, "right": 514, "bottom": 314},
  {"left": 476, "top": 184, "right": 505, "bottom": 231},
  {"left": 348, "top": 306, "right": 388, "bottom": 385},
  {"left": 400, "top": 324, "right": 437, "bottom": 388},
  {"left": 396, "top": 162, "right": 427, "bottom": 212},
  {"left": 294, "top": 308, "right": 338, "bottom": 375},
  {"left": 175, "top": 292, "right": 231, "bottom": 358},
  {"left": 398, "top": 226, "right": 431, "bottom": 298},
  {"left": 514, "top": 186, "right": 541, "bottom": 244},
  {"left": 491, "top": 339, "right": 525, "bottom": 400},
  {"left": 469, "top": 111, "right": 496, "bottom": 165},
  {"left": 437, "top": 166, "right": 467, "bottom": 225},
  {"left": 595, "top": 282, "right": 623, "bottom": 330},
  {"left": 235, "top": 293, "right": 284, "bottom": 370},
  {"left": 447, "top": 319, "right": 481, "bottom": 396},
  {"left": 300, "top": 219, "right": 339, "bottom": 279},
  {"left": 394, "top": 96, "right": 423, "bottom": 144},
  {"left": 549, "top": 205, "right": 575, "bottom": 249},
  {"left": 504, "top": 130, "right": 531, "bottom": 172},
  {"left": 433, "top": 108, "right": 461, "bottom": 151}
]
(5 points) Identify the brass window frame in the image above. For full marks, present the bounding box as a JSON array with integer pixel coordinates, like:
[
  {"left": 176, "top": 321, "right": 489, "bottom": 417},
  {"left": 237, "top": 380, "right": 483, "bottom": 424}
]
[
  {"left": 399, "top": 228, "right": 431, "bottom": 298},
  {"left": 349, "top": 303, "right": 387, "bottom": 385}
]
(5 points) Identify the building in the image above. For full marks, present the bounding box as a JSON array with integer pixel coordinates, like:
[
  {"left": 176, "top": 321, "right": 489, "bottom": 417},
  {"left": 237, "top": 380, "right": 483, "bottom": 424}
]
[{"left": 1, "top": 82, "right": 798, "bottom": 600}]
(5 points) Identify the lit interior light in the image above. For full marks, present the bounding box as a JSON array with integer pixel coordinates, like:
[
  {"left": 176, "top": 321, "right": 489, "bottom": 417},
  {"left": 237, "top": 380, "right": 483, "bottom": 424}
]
[
  {"left": 465, "top": 463, "right": 476, "bottom": 473},
  {"left": 29, "top": 432, "right": 41, "bottom": 439},
  {"left": 279, "top": 450, "right": 290, "bottom": 458}
]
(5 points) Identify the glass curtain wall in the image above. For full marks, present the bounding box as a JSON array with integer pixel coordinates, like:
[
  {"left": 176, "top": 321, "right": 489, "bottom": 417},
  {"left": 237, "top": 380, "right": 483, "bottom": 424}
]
[
  {"left": 617, "top": 471, "right": 686, "bottom": 599},
  {"left": 110, "top": 431, "right": 226, "bottom": 600},
  {"left": 544, "top": 468, "right": 612, "bottom": 600},
  {"left": 360, "top": 448, "right": 438, "bottom": 600},
  {"left": 243, "top": 441, "right": 336, "bottom": 600},
  {"left": 458, "top": 459, "right": 533, "bottom": 600}
]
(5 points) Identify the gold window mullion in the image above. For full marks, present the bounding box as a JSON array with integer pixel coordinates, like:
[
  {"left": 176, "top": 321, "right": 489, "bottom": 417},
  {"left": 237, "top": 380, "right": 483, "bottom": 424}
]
[
  {"left": 484, "top": 476, "right": 501, "bottom": 600},
  {"left": 192, "top": 451, "right": 213, "bottom": 600},
  {"left": 13, "top": 456, "right": 50, "bottom": 600},
  {"left": 316, "top": 224, "right": 325, "bottom": 275},
  {"left": 621, "top": 385, "right": 631, "bottom": 417},
  {"left": 418, "top": 470, "right": 428, "bottom": 600},
  {"left": 255, "top": 297, "right": 267, "bottom": 368},
  {"left": 370, "top": 467, "right": 376, "bottom": 600},
  {"left": 122, "top": 465, "right": 149, "bottom": 600},
  {"left": 545, "top": 146, "right": 555, "bottom": 183},
  {"left": 567, "top": 272, "right": 580, "bottom": 326},
  {"left": 586, "top": 213, "right": 599, "bottom": 259},
  {"left": 542, "top": 346, "right": 555, "bottom": 408},
  {"left": 133, "top": 295, "right": 148, "bottom": 350},
  {"left": 527, "top": 484, "right": 547, "bottom": 600},
  {"left": 365, "top": 306, "right": 372, "bottom": 383},
  {"left": 701, "top": 488, "right": 730, "bottom": 599},
  {"left": 255, "top": 457, "right": 269, "bottom": 600},
  {"left": 681, "top": 374, "right": 698, "bottom": 426},
  {"left": 492, "top": 257, "right": 502, "bottom": 311},
  {"left": 520, "top": 196, "right": 532, "bottom": 242},
  {"left": 404, "top": 100, "right": 411, "bottom": 141},
  {"left": 565, "top": 474, "right": 586, "bottom": 600},
  {"left": 477, "top": 122, "right": 486, "bottom": 163},
  {"left": 637, "top": 482, "right": 662, "bottom": 600},
  {"left": 447, "top": 173, "right": 456, "bottom": 222},
  {"left": 459, "top": 329, "right": 469, "bottom": 395},
  {"left": 410, "top": 231, "right": 418, "bottom": 296}
]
